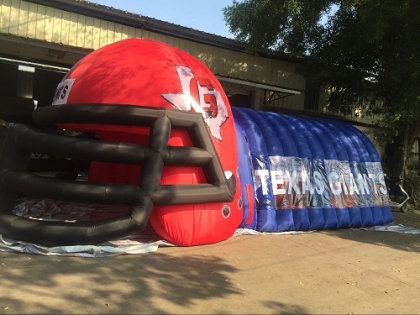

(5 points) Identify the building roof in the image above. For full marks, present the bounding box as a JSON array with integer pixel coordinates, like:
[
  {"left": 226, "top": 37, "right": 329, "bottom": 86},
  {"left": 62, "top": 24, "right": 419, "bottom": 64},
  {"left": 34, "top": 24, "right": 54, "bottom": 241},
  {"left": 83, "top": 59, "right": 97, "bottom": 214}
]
[{"left": 25, "top": 0, "right": 302, "bottom": 63}]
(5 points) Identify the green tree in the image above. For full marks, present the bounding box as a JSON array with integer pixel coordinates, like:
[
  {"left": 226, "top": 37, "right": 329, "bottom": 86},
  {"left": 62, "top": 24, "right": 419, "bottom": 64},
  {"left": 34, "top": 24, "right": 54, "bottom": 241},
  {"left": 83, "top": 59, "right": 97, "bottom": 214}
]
[{"left": 224, "top": 0, "right": 420, "bottom": 177}]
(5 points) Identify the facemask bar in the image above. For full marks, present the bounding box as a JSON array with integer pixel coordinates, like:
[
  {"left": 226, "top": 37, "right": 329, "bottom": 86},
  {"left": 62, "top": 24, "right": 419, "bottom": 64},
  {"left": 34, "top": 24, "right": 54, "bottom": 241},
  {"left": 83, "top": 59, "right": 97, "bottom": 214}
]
[{"left": 0, "top": 104, "right": 236, "bottom": 246}]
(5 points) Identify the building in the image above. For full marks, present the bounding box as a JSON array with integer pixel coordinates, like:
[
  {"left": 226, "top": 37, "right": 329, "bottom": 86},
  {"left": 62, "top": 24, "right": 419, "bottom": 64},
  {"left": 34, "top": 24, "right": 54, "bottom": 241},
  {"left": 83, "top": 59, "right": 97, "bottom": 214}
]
[
  {"left": 0, "top": 0, "right": 382, "bottom": 136},
  {"left": 1, "top": 0, "right": 306, "bottom": 117}
]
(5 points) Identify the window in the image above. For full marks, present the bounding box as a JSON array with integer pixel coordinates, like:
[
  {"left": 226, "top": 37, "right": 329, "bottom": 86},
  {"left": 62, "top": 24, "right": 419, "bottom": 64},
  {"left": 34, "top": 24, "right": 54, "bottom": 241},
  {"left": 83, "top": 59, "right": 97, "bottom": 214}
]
[
  {"left": 304, "top": 79, "right": 320, "bottom": 111},
  {"left": 17, "top": 65, "right": 35, "bottom": 99}
]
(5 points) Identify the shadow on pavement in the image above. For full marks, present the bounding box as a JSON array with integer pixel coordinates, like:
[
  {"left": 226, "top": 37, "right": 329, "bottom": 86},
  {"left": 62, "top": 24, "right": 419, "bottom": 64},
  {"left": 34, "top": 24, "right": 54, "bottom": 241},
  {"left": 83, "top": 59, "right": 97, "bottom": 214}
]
[
  {"left": 324, "top": 207, "right": 420, "bottom": 254},
  {"left": 262, "top": 301, "right": 308, "bottom": 314},
  {"left": 1, "top": 252, "right": 241, "bottom": 313},
  {"left": 392, "top": 205, "right": 420, "bottom": 228}
]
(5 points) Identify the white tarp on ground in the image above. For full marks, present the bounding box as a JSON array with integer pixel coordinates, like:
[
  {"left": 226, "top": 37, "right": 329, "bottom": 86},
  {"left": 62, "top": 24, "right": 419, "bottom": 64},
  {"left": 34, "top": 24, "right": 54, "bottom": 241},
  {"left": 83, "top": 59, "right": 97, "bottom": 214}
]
[
  {"left": 235, "top": 224, "right": 420, "bottom": 235},
  {"left": 0, "top": 198, "right": 419, "bottom": 256},
  {"left": 0, "top": 234, "right": 170, "bottom": 257},
  {"left": 361, "top": 224, "right": 420, "bottom": 234},
  {"left": 0, "top": 198, "right": 175, "bottom": 257}
]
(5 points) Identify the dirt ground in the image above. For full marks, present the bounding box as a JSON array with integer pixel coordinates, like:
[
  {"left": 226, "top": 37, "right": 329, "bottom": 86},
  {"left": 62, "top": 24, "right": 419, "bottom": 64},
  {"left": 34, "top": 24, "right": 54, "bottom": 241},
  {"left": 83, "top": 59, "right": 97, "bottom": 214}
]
[{"left": 0, "top": 207, "right": 419, "bottom": 314}]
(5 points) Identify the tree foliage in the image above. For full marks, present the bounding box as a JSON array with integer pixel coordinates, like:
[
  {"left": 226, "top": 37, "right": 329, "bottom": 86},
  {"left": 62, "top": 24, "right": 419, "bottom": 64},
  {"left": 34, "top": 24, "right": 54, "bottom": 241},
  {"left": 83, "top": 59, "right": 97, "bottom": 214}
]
[{"left": 224, "top": 0, "right": 420, "bottom": 175}]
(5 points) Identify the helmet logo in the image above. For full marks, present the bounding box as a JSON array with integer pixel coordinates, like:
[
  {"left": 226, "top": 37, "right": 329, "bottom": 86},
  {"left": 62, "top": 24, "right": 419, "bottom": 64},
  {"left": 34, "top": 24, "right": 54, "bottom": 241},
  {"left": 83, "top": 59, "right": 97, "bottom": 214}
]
[
  {"left": 52, "top": 78, "right": 75, "bottom": 105},
  {"left": 162, "top": 66, "right": 228, "bottom": 141}
]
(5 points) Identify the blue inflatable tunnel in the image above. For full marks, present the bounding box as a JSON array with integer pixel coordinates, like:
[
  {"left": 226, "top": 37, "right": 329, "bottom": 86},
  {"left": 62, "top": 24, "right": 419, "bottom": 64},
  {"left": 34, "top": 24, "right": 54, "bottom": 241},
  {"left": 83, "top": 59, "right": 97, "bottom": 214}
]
[{"left": 233, "top": 107, "right": 393, "bottom": 232}]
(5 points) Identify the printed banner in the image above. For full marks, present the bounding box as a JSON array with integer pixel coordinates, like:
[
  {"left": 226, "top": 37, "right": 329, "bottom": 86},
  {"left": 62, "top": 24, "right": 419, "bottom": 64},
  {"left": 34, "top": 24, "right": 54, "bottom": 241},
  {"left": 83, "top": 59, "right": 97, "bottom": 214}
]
[{"left": 252, "top": 155, "right": 389, "bottom": 210}]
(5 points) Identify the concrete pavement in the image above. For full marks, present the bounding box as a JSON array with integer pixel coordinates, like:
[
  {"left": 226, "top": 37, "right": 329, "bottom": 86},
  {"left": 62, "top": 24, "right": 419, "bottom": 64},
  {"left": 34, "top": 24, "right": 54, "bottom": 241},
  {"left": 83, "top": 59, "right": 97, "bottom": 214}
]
[{"left": 0, "top": 209, "right": 419, "bottom": 314}]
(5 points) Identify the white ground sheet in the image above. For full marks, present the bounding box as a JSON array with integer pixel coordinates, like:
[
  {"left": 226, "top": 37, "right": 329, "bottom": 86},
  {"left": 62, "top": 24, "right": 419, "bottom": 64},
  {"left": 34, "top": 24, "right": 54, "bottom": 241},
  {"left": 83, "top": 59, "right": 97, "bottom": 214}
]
[{"left": 1, "top": 199, "right": 419, "bottom": 256}]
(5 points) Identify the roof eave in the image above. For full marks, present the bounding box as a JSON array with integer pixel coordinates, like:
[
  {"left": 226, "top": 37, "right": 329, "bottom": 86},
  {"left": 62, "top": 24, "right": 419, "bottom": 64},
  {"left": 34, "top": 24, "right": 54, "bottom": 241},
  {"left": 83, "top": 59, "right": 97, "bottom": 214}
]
[{"left": 24, "top": 0, "right": 303, "bottom": 63}]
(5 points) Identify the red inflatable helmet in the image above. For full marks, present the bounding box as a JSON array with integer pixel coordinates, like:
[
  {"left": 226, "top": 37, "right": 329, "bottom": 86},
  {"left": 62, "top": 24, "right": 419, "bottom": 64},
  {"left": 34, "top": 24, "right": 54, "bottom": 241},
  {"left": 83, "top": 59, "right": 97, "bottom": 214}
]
[{"left": 51, "top": 38, "right": 243, "bottom": 246}]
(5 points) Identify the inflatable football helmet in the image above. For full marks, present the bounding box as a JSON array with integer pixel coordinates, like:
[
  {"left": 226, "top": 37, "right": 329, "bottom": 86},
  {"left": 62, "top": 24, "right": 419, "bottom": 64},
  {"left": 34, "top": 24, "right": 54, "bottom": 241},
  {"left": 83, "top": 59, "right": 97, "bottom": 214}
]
[{"left": 0, "top": 39, "right": 243, "bottom": 246}]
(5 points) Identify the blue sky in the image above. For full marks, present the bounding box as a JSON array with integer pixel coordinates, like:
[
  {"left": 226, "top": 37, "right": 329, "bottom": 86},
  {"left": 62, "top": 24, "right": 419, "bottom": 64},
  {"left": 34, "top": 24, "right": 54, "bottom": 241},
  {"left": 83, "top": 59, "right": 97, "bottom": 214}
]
[{"left": 89, "top": 0, "right": 235, "bottom": 38}]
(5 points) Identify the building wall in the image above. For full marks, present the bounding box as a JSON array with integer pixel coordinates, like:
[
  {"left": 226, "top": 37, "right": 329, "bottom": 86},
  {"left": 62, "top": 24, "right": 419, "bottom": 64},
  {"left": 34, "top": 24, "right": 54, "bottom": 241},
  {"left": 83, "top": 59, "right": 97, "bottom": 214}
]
[
  {"left": 0, "top": 0, "right": 394, "bottom": 165},
  {"left": 0, "top": 0, "right": 306, "bottom": 110}
]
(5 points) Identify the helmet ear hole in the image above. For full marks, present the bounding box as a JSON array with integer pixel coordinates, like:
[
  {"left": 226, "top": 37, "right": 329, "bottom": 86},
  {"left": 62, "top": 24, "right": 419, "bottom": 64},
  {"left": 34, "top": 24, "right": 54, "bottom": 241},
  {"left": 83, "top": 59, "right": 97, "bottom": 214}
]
[{"left": 222, "top": 205, "right": 231, "bottom": 218}]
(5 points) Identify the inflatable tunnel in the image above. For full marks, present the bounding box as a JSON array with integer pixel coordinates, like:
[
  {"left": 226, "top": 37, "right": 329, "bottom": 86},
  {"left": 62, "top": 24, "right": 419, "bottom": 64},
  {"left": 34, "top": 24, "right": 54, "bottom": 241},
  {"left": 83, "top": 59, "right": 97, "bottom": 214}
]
[
  {"left": 233, "top": 107, "right": 393, "bottom": 232},
  {"left": 0, "top": 38, "right": 393, "bottom": 248}
]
